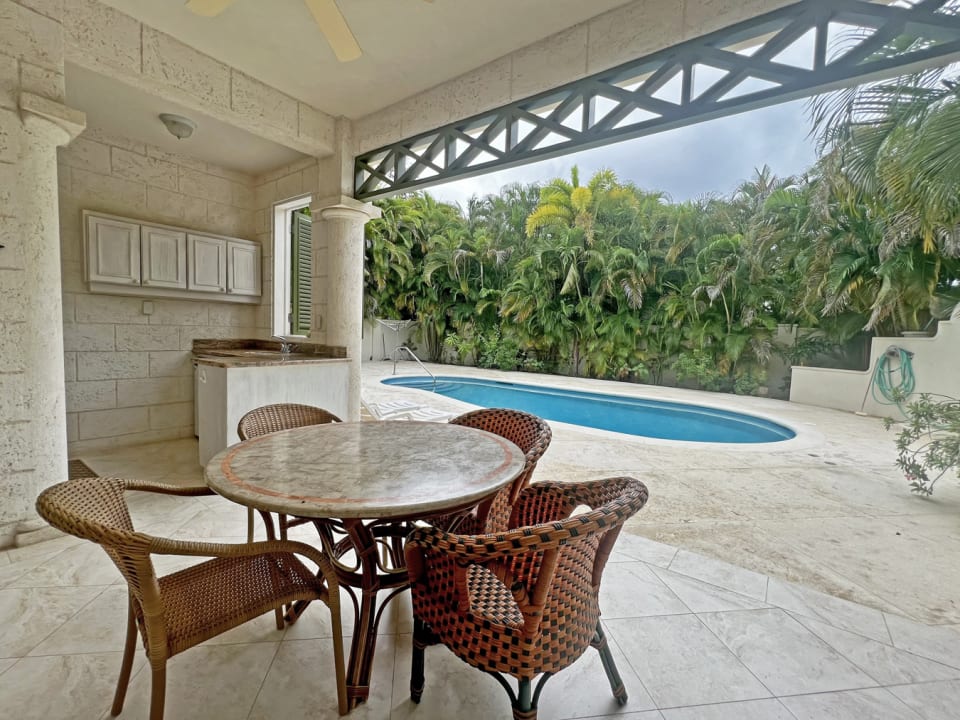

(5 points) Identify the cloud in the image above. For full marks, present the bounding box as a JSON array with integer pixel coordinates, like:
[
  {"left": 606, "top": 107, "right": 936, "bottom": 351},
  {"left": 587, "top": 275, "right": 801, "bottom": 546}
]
[{"left": 429, "top": 99, "right": 818, "bottom": 208}]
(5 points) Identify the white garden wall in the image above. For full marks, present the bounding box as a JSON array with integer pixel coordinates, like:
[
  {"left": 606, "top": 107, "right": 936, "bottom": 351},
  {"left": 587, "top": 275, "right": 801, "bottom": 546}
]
[{"left": 790, "top": 320, "right": 960, "bottom": 419}]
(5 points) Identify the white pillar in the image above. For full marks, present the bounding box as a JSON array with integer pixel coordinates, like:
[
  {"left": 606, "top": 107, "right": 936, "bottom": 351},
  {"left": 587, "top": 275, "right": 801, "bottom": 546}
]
[
  {"left": 0, "top": 93, "right": 85, "bottom": 545},
  {"left": 311, "top": 195, "right": 381, "bottom": 421}
]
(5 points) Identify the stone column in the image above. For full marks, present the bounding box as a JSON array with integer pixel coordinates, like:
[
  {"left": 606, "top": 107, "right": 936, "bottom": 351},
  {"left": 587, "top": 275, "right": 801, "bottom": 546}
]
[
  {"left": 311, "top": 195, "right": 381, "bottom": 421},
  {"left": 0, "top": 92, "right": 85, "bottom": 546}
]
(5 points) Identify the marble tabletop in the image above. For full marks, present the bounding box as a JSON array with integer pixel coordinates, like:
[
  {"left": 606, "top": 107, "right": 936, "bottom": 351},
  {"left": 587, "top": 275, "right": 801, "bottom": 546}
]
[{"left": 204, "top": 421, "right": 526, "bottom": 520}]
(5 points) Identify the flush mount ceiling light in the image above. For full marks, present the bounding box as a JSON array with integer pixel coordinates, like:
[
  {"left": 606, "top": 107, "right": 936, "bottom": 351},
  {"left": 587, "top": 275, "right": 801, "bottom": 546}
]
[{"left": 159, "top": 113, "right": 197, "bottom": 140}]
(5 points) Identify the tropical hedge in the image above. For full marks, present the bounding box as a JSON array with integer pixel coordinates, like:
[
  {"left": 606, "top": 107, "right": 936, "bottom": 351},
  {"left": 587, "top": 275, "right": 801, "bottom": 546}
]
[{"left": 363, "top": 68, "right": 960, "bottom": 394}]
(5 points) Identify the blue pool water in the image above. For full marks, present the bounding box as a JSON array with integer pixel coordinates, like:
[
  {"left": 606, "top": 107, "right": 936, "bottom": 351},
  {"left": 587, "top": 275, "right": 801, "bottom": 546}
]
[{"left": 382, "top": 376, "right": 795, "bottom": 444}]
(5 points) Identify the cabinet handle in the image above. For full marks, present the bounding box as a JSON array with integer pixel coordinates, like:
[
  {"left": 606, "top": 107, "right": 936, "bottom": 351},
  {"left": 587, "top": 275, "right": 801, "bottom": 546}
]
[
  {"left": 143, "top": 280, "right": 150, "bottom": 285},
  {"left": 226, "top": 288, "right": 232, "bottom": 293},
  {"left": 131, "top": 279, "right": 138, "bottom": 284}
]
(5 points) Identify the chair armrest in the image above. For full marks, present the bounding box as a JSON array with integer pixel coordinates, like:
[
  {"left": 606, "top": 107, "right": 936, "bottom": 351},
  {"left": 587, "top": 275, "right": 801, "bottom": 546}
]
[
  {"left": 146, "top": 536, "right": 338, "bottom": 585},
  {"left": 406, "top": 529, "right": 558, "bottom": 637},
  {"left": 122, "top": 480, "right": 215, "bottom": 498}
]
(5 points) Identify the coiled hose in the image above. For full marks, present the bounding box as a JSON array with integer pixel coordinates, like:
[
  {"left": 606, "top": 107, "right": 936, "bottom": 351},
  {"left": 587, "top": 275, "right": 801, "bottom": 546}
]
[{"left": 870, "top": 346, "right": 916, "bottom": 406}]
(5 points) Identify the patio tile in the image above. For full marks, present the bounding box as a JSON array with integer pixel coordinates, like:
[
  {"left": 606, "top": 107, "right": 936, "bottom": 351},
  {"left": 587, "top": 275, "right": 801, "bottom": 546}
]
[
  {"left": 121, "top": 641, "right": 279, "bottom": 720},
  {"left": 649, "top": 567, "right": 770, "bottom": 613},
  {"left": 538, "top": 627, "right": 657, "bottom": 718},
  {"left": 583, "top": 712, "right": 663, "bottom": 720},
  {"left": 667, "top": 550, "right": 768, "bottom": 600},
  {"left": 697, "top": 608, "right": 875, "bottom": 696},
  {"left": 8, "top": 541, "right": 121, "bottom": 588},
  {"left": 780, "top": 687, "right": 924, "bottom": 719},
  {"left": 884, "top": 613, "right": 960, "bottom": 669},
  {"left": 0, "top": 651, "right": 129, "bottom": 720},
  {"left": 28, "top": 586, "right": 132, "bottom": 657},
  {"left": 611, "top": 533, "right": 678, "bottom": 568},
  {"left": 793, "top": 615, "right": 960, "bottom": 685},
  {"left": 282, "top": 586, "right": 360, "bottom": 640},
  {"left": 757, "top": 516, "right": 960, "bottom": 625},
  {"left": 887, "top": 679, "right": 960, "bottom": 720},
  {"left": 251, "top": 636, "right": 394, "bottom": 720},
  {"left": 168, "top": 507, "right": 251, "bottom": 539},
  {"left": 600, "top": 562, "right": 691, "bottom": 618},
  {"left": 0, "top": 585, "right": 106, "bottom": 658},
  {"left": 660, "top": 698, "right": 795, "bottom": 719},
  {"left": 605, "top": 615, "right": 771, "bottom": 708},
  {"left": 0, "top": 657, "right": 15, "bottom": 674},
  {"left": 766, "top": 578, "right": 891, "bottom": 643},
  {"left": 390, "top": 635, "right": 514, "bottom": 720}
]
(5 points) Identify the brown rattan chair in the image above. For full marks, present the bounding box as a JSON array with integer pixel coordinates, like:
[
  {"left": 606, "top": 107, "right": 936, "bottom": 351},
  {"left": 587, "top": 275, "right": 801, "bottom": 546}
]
[
  {"left": 405, "top": 476, "right": 649, "bottom": 720},
  {"left": 237, "top": 403, "right": 342, "bottom": 542},
  {"left": 35, "top": 477, "right": 348, "bottom": 720},
  {"left": 444, "top": 408, "right": 552, "bottom": 534}
]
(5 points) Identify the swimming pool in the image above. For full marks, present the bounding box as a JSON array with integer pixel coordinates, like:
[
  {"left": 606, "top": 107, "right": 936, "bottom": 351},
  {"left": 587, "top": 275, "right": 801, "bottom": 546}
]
[{"left": 382, "top": 376, "right": 796, "bottom": 443}]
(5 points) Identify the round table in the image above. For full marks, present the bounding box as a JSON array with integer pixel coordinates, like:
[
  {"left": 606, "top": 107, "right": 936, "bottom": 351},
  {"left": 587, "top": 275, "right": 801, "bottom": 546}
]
[{"left": 205, "top": 421, "right": 525, "bottom": 710}]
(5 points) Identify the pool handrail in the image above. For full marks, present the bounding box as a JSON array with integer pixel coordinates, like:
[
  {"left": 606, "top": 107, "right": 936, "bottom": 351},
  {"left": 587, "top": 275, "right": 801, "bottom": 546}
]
[{"left": 391, "top": 345, "right": 437, "bottom": 392}]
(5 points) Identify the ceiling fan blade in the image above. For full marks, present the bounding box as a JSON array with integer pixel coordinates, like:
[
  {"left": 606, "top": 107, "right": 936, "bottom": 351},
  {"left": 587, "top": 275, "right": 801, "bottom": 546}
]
[
  {"left": 303, "top": 0, "right": 362, "bottom": 63},
  {"left": 185, "top": 0, "right": 238, "bottom": 17}
]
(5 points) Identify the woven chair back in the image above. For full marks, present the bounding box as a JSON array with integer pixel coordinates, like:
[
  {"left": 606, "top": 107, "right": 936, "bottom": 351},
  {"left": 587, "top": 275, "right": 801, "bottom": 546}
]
[
  {"left": 237, "top": 403, "right": 341, "bottom": 441},
  {"left": 406, "top": 476, "right": 648, "bottom": 677},
  {"left": 37, "top": 477, "right": 161, "bottom": 617},
  {"left": 449, "top": 408, "right": 552, "bottom": 531}
]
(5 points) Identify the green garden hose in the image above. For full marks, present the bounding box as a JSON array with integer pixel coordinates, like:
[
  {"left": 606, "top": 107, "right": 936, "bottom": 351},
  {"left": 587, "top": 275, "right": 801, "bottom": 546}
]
[{"left": 869, "top": 346, "right": 917, "bottom": 406}]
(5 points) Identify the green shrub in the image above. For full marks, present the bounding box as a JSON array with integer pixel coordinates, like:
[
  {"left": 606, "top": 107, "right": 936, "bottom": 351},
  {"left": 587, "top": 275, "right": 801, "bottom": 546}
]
[{"left": 885, "top": 394, "right": 960, "bottom": 496}]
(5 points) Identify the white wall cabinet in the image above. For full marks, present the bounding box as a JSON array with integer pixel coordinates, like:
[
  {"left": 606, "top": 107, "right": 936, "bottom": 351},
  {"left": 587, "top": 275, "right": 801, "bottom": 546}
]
[
  {"left": 141, "top": 226, "right": 187, "bottom": 290},
  {"left": 85, "top": 215, "right": 141, "bottom": 286},
  {"left": 227, "top": 240, "right": 261, "bottom": 297},
  {"left": 83, "top": 210, "right": 260, "bottom": 304},
  {"left": 187, "top": 235, "right": 227, "bottom": 294}
]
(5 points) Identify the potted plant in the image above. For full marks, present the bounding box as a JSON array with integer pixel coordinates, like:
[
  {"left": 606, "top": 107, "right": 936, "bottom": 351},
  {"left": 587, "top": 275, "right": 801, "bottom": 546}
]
[{"left": 885, "top": 394, "right": 960, "bottom": 496}]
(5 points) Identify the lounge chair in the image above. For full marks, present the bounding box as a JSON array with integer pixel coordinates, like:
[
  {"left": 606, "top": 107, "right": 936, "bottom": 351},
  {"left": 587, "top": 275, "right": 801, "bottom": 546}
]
[{"left": 361, "top": 398, "right": 455, "bottom": 422}]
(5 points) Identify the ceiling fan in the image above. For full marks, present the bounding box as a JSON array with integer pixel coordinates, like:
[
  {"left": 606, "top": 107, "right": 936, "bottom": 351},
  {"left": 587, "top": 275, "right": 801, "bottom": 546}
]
[{"left": 185, "top": 0, "right": 432, "bottom": 63}]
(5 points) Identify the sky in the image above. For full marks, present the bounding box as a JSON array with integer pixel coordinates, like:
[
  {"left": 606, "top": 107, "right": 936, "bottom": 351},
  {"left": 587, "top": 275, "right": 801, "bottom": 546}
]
[{"left": 427, "top": 98, "right": 821, "bottom": 209}]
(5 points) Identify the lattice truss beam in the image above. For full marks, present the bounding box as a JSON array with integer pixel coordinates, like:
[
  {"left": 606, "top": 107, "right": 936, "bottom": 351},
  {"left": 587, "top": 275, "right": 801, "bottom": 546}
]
[{"left": 355, "top": 0, "right": 960, "bottom": 200}]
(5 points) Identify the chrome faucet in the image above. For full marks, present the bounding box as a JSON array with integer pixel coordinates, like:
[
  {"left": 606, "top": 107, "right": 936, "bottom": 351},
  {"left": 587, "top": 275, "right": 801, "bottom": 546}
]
[{"left": 271, "top": 335, "right": 293, "bottom": 354}]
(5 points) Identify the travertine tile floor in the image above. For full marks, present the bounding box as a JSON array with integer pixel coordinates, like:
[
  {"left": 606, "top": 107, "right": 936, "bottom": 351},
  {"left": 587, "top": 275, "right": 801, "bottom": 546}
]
[
  {"left": 3, "top": 363, "right": 960, "bottom": 718},
  {"left": 1, "top": 474, "right": 959, "bottom": 719}
]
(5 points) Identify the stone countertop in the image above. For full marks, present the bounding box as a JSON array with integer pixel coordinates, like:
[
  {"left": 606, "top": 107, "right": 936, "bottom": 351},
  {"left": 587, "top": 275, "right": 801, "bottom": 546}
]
[{"left": 192, "top": 338, "right": 349, "bottom": 368}]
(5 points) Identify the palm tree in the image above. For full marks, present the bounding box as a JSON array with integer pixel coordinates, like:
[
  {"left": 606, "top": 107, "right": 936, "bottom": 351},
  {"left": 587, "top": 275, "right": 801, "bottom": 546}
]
[{"left": 810, "top": 60, "right": 960, "bottom": 330}]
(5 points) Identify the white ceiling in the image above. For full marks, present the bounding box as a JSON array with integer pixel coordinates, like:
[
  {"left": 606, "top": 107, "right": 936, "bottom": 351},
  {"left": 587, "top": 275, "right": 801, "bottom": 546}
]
[
  {"left": 97, "top": 0, "right": 635, "bottom": 118},
  {"left": 65, "top": 63, "right": 307, "bottom": 174}
]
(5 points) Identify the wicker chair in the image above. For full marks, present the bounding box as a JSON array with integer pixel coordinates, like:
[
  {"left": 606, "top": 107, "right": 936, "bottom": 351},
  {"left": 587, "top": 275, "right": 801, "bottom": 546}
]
[
  {"left": 405, "top": 476, "right": 649, "bottom": 720},
  {"left": 444, "top": 408, "right": 552, "bottom": 534},
  {"left": 237, "top": 403, "right": 342, "bottom": 542},
  {"left": 35, "top": 477, "right": 347, "bottom": 720}
]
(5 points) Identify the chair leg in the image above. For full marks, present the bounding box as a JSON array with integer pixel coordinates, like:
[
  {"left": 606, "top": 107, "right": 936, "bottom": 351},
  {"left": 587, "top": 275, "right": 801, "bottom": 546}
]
[
  {"left": 592, "top": 622, "right": 628, "bottom": 706},
  {"left": 246, "top": 506, "right": 254, "bottom": 542},
  {"left": 148, "top": 662, "right": 166, "bottom": 720},
  {"left": 110, "top": 597, "right": 138, "bottom": 716},
  {"left": 410, "top": 618, "right": 427, "bottom": 703},
  {"left": 512, "top": 677, "right": 537, "bottom": 720}
]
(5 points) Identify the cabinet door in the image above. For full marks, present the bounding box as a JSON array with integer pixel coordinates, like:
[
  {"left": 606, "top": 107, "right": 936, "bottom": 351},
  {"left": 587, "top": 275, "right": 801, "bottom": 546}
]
[
  {"left": 226, "top": 240, "right": 261, "bottom": 297},
  {"left": 141, "top": 225, "right": 187, "bottom": 289},
  {"left": 86, "top": 215, "right": 141, "bottom": 286},
  {"left": 187, "top": 235, "right": 226, "bottom": 293}
]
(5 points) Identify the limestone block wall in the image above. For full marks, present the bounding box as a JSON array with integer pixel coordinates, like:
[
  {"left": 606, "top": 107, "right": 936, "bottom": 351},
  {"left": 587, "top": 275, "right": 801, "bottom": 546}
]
[
  {"left": 58, "top": 128, "right": 263, "bottom": 453},
  {"left": 250, "top": 157, "right": 324, "bottom": 341},
  {"left": 62, "top": 0, "right": 335, "bottom": 157},
  {"left": 354, "top": 0, "right": 793, "bottom": 154}
]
